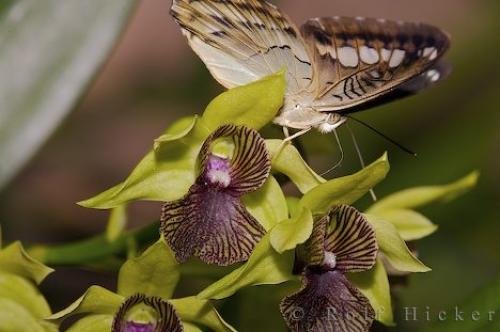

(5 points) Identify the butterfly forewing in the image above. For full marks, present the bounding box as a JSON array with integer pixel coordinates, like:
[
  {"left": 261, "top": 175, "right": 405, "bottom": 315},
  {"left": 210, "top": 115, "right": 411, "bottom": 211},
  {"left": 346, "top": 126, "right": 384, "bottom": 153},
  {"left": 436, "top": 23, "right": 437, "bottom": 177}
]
[
  {"left": 171, "top": 0, "right": 312, "bottom": 93},
  {"left": 300, "top": 16, "right": 450, "bottom": 112}
]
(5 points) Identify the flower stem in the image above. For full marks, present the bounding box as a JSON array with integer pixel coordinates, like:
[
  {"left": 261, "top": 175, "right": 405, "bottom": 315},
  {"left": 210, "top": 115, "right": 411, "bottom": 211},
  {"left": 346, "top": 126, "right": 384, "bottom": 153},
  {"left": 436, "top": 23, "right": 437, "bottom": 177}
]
[{"left": 29, "top": 221, "right": 159, "bottom": 266}]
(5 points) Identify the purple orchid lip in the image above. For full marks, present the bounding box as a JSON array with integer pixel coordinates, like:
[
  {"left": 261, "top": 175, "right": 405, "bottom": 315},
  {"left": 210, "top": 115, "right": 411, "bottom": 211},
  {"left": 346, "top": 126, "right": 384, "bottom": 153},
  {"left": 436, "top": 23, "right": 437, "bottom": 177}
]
[
  {"left": 161, "top": 125, "right": 270, "bottom": 266},
  {"left": 112, "top": 294, "right": 183, "bottom": 332},
  {"left": 281, "top": 205, "right": 378, "bottom": 332}
]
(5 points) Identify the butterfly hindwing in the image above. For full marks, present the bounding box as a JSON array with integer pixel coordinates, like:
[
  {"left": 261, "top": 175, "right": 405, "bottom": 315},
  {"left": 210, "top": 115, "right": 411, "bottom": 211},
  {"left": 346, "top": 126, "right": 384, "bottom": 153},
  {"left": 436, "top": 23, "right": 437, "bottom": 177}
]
[
  {"left": 300, "top": 16, "right": 450, "bottom": 112},
  {"left": 171, "top": 0, "right": 313, "bottom": 93}
]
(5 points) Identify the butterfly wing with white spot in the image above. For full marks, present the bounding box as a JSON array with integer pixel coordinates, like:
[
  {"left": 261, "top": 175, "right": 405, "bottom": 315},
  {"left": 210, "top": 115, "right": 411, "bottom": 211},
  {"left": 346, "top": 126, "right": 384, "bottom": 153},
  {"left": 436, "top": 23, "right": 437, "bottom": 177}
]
[
  {"left": 171, "top": 0, "right": 313, "bottom": 94},
  {"left": 300, "top": 17, "right": 450, "bottom": 112}
]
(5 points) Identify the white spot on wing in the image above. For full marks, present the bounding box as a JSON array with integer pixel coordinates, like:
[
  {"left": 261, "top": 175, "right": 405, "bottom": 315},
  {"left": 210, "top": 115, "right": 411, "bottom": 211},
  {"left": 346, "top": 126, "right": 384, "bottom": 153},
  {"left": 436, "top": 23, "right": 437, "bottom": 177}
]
[
  {"left": 426, "top": 69, "right": 440, "bottom": 82},
  {"left": 360, "top": 46, "right": 379, "bottom": 64},
  {"left": 381, "top": 49, "right": 391, "bottom": 62},
  {"left": 423, "top": 47, "right": 436, "bottom": 57},
  {"left": 429, "top": 49, "right": 438, "bottom": 61},
  {"left": 389, "top": 49, "right": 405, "bottom": 68},
  {"left": 338, "top": 46, "right": 358, "bottom": 67}
]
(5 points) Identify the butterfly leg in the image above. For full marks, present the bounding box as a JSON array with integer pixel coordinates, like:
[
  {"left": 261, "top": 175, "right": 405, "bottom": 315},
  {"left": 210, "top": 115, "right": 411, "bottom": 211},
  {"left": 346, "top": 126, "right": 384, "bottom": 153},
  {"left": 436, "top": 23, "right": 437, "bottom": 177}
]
[{"left": 274, "top": 127, "right": 312, "bottom": 159}]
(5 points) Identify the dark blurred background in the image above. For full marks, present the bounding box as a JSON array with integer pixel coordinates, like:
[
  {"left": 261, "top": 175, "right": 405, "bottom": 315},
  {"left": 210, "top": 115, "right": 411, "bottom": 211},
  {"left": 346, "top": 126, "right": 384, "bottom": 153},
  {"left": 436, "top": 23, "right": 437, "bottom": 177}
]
[{"left": 1, "top": 0, "right": 499, "bottom": 331}]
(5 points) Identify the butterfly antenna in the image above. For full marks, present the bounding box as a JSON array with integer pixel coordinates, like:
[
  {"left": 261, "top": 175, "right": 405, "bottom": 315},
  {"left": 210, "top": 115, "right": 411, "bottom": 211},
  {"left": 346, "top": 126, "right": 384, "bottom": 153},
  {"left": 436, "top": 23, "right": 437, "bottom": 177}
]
[
  {"left": 346, "top": 115, "right": 417, "bottom": 156},
  {"left": 320, "top": 129, "right": 344, "bottom": 176},
  {"left": 346, "top": 123, "right": 377, "bottom": 202}
]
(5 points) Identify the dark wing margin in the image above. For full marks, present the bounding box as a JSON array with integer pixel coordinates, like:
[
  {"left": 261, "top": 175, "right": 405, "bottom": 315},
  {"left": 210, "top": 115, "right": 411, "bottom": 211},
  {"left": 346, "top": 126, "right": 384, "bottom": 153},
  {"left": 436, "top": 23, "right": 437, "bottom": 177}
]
[{"left": 300, "top": 16, "right": 450, "bottom": 111}]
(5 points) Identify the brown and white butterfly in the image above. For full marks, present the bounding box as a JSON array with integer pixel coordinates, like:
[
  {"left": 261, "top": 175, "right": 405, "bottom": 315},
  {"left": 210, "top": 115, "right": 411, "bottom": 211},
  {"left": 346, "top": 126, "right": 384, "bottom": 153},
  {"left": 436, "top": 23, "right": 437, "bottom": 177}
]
[{"left": 170, "top": 0, "right": 450, "bottom": 140}]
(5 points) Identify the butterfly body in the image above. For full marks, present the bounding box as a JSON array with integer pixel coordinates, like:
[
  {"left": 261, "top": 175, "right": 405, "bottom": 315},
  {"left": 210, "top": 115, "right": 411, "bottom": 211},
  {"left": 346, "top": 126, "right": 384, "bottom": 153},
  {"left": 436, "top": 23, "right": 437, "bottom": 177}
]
[{"left": 171, "top": 0, "right": 450, "bottom": 136}]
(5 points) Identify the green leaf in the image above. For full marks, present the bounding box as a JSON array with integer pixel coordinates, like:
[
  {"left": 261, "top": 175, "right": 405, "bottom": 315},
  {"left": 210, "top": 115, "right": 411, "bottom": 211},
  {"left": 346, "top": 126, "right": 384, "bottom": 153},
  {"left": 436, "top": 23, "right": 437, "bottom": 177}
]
[
  {"left": 67, "top": 315, "right": 113, "bottom": 332},
  {"left": 48, "top": 286, "right": 123, "bottom": 322},
  {"left": 0, "top": 298, "right": 46, "bottom": 332},
  {"left": 0, "top": 241, "right": 53, "bottom": 284},
  {"left": 270, "top": 206, "right": 313, "bottom": 254},
  {"left": 0, "top": 272, "right": 51, "bottom": 318},
  {"left": 266, "top": 139, "right": 325, "bottom": 193},
  {"left": 106, "top": 205, "right": 127, "bottom": 242},
  {"left": 365, "top": 214, "right": 431, "bottom": 273},
  {"left": 197, "top": 234, "right": 295, "bottom": 300},
  {"left": 300, "top": 153, "right": 390, "bottom": 214},
  {"left": 117, "top": 240, "right": 180, "bottom": 299},
  {"left": 349, "top": 259, "right": 395, "bottom": 326},
  {"left": 79, "top": 116, "right": 203, "bottom": 209},
  {"left": 370, "top": 209, "right": 438, "bottom": 241},
  {"left": 0, "top": 0, "right": 136, "bottom": 189},
  {"left": 200, "top": 71, "right": 285, "bottom": 132},
  {"left": 368, "top": 171, "right": 479, "bottom": 213},
  {"left": 170, "top": 297, "right": 237, "bottom": 332},
  {"left": 243, "top": 176, "right": 288, "bottom": 231}
]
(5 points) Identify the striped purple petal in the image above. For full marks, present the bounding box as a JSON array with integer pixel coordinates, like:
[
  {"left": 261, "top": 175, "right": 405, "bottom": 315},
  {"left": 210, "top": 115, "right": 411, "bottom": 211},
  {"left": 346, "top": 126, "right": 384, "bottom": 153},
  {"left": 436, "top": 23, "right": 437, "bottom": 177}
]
[
  {"left": 280, "top": 269, "right": 375, "bottom": 332},
  {"left": 160, "top": 125, "right": 269, "bottom": 265},
  {"left": 324, "top": 205, "right": 378, "bottom": 273},
  {"left": 112, "top": 294, "right": 183, "bottom": 332}
]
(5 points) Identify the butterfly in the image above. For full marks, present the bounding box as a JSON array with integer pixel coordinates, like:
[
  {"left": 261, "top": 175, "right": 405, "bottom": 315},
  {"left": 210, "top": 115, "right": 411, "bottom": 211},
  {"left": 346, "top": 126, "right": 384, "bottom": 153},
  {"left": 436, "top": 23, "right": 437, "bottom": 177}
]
[{"left": 170, "top": 0, "right": 450, "bottom": 142}]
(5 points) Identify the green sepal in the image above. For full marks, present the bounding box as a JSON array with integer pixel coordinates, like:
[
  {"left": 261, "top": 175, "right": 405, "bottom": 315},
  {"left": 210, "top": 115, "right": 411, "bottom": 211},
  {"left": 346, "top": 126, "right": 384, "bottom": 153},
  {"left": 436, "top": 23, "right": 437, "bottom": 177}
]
[
  {"left": 117, "top": 240, "right": 180, "bottom": 299},
  {"left": 349, "top": 258, "right": 395, "bottom": 326},
  {"left": 106, "top": 205, "right": 127, "bottom": 242},
  {"left": 243, "top": 176, "right": 288, "bottom": 231},
  {"left": 266, "top": 139, "right": 325, "bottom": 193},
  {"left": 367, "top": 171, "right": 479, "bottom": 213},
  {"left": 365, "top": 214, "right": 431, "bottom": 273},
  {"left": 0, "top": 298, "right": 47, "bottom": 332},
  {"left": 0, "top": 272, "right": 52, "bottom": 318},
  {"left": 197, "top": 234, "right": 295, "bottom": 300},
  {"left": 48, "top": 286, "right": 123, "bottom": 323},
  {"left": 79, "top": 73, "right": 286, "bottom": 210},
  {"left": 300, "top": 153, "right": 390, "bottom": 214},
  {"left": 370, "top": 209, "right": 438, "bottom": 241},
  {"left": 0, "top": 241, "right": 53, "bottom": 284},
  {"left": 199, "top": 71, "right": 285, "bottom": 132},
  {"left": 66, "top": 314, "right": 113, "bottom": 332},
  {"left": 270, "top": 206, "right": 313, "bottom": 254},
  {"left": 170, "top": 297, "right": 237, "bottom": 332}
]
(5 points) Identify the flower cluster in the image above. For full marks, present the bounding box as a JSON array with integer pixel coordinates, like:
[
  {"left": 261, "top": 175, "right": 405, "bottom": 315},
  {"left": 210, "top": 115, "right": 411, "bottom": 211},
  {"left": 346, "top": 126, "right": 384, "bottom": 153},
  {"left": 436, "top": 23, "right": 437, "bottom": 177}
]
[{"left": 14, "top": 73, "right": 477, "bottom": 331}]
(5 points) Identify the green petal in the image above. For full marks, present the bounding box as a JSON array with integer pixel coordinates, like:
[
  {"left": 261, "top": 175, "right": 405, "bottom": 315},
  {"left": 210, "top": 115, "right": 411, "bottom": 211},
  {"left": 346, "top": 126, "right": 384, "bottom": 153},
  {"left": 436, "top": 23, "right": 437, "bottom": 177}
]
[
  {"left": 266, "top": 139, "right": 325, "bottom": 193},
  {"left": 367, "top": 171, "right": 479, "bottom": 213},
  {"left": 183, "top": 322, "right": 204, "bottom": 332},
  {"left": 270, "top": 206, "right": 313, "bottom": 254},
  {"left": 285, "top": 196, "right": 301, "bottom": 218},
  {"left": 0, "top": 241, "right": 53, "bottom": 284},
  {"left": 349, "top": 258, "right": 395, "bottom": 326},
  {"left": 243, "top": 176, "right": 288, "bottom": 231},
  {"left": 365, "top": 214, "right": 431, "bottom": 273},
  {"left": 371, "top": 209, "right": 438, "bottom": 241},
  {"left": 154, "top": 115, "right": 199, "bottom": 150},
  {"left": 105, "top": 205, "right": 127, "bottom": 242},
  {"left": 79, "top": 116, "right": 203, "bottom": 209},
  {"left": 0, "top": 272, "right": 51, "bottom": 318},
  {"left": 117, "top": 240, "right": 180, "bottom": 299},
  {"left": 300, "top": 153, "right": 390, "bottom": 214},
  {"left": 197, "top": 234, "right": 295, "bottom": 300},
  {"left": 48, "top": 286, "right": 123, "bottom": 323},
  {"left": 0, "top": 298, "right": 46, "bottom": 332},
  {"left": 170, "top": 296, "right": 237, "bottom": 332},
  {"left": 67, "top": 314, "right": 113, "bottom": 332},
  {"left": 200, "top": 72, "right": 285, "bottom": 132}
]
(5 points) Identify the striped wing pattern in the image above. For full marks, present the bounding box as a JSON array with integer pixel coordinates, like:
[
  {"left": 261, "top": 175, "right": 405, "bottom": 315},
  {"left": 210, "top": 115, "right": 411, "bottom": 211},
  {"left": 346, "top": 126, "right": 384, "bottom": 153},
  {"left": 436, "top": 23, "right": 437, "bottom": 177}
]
[
  {"left": 324, "top": 205, "right": 378, "bottom": 273},
  {"left": 280, "top": 270, "right": 375, "bottom": 332},
  {"left": 301, "top": 16, "right": 450, "bottom": 111},
  {"left": 171, "top": 0, "right": 312, "bottom": 93}
]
